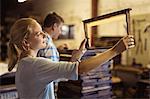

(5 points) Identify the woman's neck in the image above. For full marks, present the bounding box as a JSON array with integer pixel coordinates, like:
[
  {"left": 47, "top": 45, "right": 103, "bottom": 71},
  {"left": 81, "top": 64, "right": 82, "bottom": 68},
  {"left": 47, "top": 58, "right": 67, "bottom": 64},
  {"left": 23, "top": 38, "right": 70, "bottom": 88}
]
[{"left": 20, "top": 50, "right": 38, "bottom": 60}]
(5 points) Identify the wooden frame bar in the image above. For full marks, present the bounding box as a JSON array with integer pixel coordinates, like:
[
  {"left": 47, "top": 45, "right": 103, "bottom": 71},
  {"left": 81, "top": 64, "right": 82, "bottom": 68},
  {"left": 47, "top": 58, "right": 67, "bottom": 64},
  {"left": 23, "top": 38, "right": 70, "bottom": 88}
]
[{"left": 83, "top": 8, "right": 132, "bottom": 48}]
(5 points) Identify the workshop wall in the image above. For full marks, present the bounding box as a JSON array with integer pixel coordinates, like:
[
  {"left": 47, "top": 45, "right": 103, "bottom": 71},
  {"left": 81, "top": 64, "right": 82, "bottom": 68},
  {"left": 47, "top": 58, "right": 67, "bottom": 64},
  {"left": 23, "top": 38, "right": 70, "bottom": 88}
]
[
  {"left": 98, "top": 0, "right": 150, "bottom": 66},
  {"left": 130, "top": 14, "right": 150, "bottom": 67}
]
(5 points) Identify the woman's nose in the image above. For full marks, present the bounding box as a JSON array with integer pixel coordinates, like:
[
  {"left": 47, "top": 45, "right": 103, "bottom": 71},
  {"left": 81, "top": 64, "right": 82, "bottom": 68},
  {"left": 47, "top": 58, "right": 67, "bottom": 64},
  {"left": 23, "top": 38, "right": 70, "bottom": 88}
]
[{"left": 42, "top": 31, "right": 47, "bottom": 38}]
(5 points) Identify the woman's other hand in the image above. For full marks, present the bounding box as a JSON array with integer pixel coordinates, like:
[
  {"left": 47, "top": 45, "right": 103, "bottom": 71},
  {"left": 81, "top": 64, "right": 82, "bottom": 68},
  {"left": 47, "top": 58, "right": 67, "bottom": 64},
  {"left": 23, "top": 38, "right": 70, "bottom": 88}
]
[{"left": 71, "top": 39, "right": 87, "bottom": 62}]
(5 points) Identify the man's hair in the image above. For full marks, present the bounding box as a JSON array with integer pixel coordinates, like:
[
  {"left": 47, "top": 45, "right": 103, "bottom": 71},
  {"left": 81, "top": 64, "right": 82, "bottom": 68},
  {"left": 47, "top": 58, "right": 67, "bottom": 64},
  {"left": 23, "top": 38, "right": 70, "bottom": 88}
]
[{"left": 43, "top": 12, "right": 64, "bottom": 28}]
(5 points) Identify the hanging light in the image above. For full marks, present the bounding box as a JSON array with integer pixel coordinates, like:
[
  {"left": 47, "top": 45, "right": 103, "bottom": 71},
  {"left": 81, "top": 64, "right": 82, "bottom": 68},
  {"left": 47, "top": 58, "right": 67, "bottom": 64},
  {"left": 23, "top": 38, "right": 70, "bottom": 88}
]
[{"left": 18, "top": 0, "right": 27, "bottom": 3}]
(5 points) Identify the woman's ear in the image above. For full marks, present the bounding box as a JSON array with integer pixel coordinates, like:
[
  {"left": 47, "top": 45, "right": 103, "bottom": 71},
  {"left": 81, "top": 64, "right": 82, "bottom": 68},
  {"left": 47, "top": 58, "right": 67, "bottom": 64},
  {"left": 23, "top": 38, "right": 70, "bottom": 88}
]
[{"left": 22, "top": 39, "right": 30, "bottom": 51}]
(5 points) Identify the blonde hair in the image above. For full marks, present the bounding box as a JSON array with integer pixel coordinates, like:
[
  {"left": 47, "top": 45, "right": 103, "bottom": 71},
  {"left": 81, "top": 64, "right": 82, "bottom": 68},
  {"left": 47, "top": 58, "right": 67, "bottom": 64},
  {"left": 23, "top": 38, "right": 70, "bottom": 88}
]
[{"left": 8, "top": 18, "right": 38, "bottom": 71}]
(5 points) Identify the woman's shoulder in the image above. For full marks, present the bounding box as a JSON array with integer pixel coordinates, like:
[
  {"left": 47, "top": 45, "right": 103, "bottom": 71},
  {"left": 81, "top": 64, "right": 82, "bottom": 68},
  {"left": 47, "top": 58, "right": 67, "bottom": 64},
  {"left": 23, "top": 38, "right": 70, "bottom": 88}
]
[
  {"left": 19, "top": 57, "right": 52, "bottom": 64},
  {"left": 20, "top": 57, "right": 52, "bottom": 62},
  {"left": 19, "top": 57, "right": 54, "bottom": 68}
]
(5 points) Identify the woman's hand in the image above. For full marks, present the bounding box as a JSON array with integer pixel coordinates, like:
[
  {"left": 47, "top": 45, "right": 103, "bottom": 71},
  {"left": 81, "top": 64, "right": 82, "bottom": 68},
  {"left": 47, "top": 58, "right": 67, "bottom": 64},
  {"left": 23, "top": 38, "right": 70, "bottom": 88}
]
[
  {"left": 113, "top": 35, "right": 135, "bottom": 55},
  {"left": 71, "top": 39, "right": 87, "bottom": 62}
]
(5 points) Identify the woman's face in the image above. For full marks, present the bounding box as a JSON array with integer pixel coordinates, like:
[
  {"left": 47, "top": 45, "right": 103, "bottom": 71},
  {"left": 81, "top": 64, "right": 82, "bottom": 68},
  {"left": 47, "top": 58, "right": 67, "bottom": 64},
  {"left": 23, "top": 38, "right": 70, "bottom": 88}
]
[{"left": 27, "top": 22, "right": 47, "bottom": 50}]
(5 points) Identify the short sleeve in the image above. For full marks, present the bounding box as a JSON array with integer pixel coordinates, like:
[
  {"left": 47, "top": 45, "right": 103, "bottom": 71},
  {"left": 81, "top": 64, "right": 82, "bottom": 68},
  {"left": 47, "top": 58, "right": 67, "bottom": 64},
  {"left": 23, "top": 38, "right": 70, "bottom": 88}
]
[{"left": 34, "top": 57, "right": 79, "bottom": 84}]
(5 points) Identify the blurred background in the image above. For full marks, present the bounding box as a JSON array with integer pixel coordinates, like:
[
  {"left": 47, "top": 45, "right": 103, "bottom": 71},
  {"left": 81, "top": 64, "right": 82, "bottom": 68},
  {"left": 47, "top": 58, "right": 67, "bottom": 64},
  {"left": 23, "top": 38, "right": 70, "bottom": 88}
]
[{"left": 0, "top": 0, "right": 150, "bottom": 99}]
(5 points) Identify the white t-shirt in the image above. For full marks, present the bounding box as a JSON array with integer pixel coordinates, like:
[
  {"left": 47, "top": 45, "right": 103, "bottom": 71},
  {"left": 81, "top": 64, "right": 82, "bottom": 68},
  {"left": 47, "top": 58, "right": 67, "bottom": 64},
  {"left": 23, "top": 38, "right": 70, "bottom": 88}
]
[{"left": 15, "top": 57, "right": 79, "bottom": 99}]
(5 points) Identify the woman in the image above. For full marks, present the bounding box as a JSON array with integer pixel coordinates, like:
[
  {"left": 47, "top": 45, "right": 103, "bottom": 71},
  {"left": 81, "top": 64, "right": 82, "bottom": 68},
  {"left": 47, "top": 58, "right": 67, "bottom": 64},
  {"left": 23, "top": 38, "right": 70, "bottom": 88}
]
[{"left": 8, "top": 18, "right": 134, "bottom": 99}]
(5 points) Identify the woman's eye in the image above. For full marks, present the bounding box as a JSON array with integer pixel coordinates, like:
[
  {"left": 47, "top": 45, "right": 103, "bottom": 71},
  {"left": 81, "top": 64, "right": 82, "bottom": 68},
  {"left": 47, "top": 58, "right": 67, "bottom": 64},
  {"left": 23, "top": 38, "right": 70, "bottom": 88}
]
[
  {"left": 35, "top": 31, "right": 45, "bottom": 37},
  {"left": 36, "top": 32, "right": 42, "bottom": 36}
]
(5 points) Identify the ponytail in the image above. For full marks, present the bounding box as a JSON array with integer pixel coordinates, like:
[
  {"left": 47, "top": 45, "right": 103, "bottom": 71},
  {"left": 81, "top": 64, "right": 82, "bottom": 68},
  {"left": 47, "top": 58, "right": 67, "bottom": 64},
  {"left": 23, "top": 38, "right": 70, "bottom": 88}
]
[
  {"left": 8, "top": 18, "right": 38, "bottom": 71},
  {"left": 8, "top": 42, "right": 19, "bottom": 71}
]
